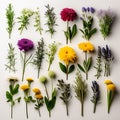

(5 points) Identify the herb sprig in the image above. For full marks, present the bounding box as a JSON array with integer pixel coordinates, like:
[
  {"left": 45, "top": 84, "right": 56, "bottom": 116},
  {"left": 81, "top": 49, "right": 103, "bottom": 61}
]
[
  {"left": 6, "top": 4, "right": 15, "bottom": 39},
  {"left": 5, "top": 43, "right": 16, "bottom": 73},
  {"left": 45, "top": 4, "right": 57, "bottom": 38}
]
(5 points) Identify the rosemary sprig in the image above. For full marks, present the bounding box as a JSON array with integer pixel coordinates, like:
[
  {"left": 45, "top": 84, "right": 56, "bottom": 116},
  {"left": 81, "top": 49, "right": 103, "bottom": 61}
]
[
  {"left": 73, "top": 71, "right": 87, "bottom": 116},
  {"left": 45, "top": 4, "right": 57, "bottom": 38},
  {"left": 32, "top": 38, "right": 45, "bottom": 78},
  {"left": 6, "top": 4, "right": 15, "bottom": 39},
  {"left": 57, "top": 79, "right": 71, "bottom": 116},
  {"left": 17, "top": 8, "right": 34, "bottom": 34},
  {"left": 5, "top": 43, "right": 17, "bottom": 72},
  {"left": 94, "top": 46, "right": 102, "bottom": 79},
  {"left": 34, "top": 8, "right": 43, "bottom": 35},
  {"left": 46, "top": 41, "right": 57, "bottom": 71}
]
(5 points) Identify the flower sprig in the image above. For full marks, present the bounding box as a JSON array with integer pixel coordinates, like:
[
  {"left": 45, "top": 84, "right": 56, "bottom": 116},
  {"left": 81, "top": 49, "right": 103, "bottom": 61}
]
[
  {"left": 33, "top": 88, "right": 44, "bottom": 117},
  {"left": 34, "top": 8, "right": 43, "bottom": 35},
  {"left": 101, "top": 45, "right": 114, "bottom": 77},
  {"left": 91, "top": 81, "right": 100, "bottom": 113},
  {"left": 80, "top": 7, "right": 97, "bottom": 41},
  {"left": 21, "top": 78, "right": 35, "bottom": 118},
  {"left": 73, "top": 71, "right": 87, "bottom": 116},
  {"left": 57, "top": 79, "right": 71, "bottom": 116},
  {"left": 77, "top": 42, "right": 94, "bottom": 80},
  {"left": 97, "top": 9, "right": 115, "bottom": 39},
  {"left": 104, "top": 80, "right": 116, "bottom": 113},
  {"left": 5, "top": 43, "right": 17, "bottom": 73},
  {"left": 39, "top": 73, "right": 57, "bottom": 117},
  {"left": 6, "top": 77, "right": 21, "bottom": 118},
  {"left": 17, "top": 38, "right": 34, "bottom": 81},
  {"left": 45, "top": 4, "right": 57, "bottom": 38},
  {"left": 58, "top": 46, "right": 77, "bottom": 80},
  {"left": 60, "top": 8, "right": 77, "bottom": 44},
  {"left": 18, "top": 8, "right": 34, "bottom": 34},
  {"left": 32, "top": 38, "right": 44, "bottom": 78},
  {"left": 94, "top": 46, "right": 102, "bottom": 79},
  {"left": 6, "top": 4, "right": 15, "bottom": 39},
  {"left": 46, "top": 41, "right": 57, "bottom": 71}
]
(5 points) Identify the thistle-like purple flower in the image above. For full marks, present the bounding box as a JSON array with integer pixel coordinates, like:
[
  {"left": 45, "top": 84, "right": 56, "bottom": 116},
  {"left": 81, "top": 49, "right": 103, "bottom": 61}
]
[
  {"left": 91, "top": 81, "right": 100, "bottom": 113},
  {"left": 17, "top": 38, "right": 34, "bottom": 52},
  {"left": 101, "top": 45, "right": 114, "bottom": 76}
]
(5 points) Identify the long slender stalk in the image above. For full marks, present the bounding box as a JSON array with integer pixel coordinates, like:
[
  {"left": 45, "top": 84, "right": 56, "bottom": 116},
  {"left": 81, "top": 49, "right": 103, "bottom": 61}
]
[
  {"left": 66, "top": 65, "right": 69, "bottom": 80},
  {"left": 66, "top": 103, "right": 69, "bottom": 116},
  {"left": 93, "top": 101, "right": 97, "bottom": 113},
  {"left": 22, "top": 52, "right": 26, "bottom": 81},
  {"left": 85, "top": 52, "right": 88, "bottom": 80},
  {"left": 66, "top": 21, "right": 69, "bottom": 44},
  {"left": 81, "top": 102, "right": 84, "bottom": 116},
  {"left": 11, "top": 103, "right": 13, "bottom": 118},
  {"left": 44, "top": 83, "right": 49, "bottom": 99},
  {"left": 26, "top": 102, "right": 28, "bottom": 119}
]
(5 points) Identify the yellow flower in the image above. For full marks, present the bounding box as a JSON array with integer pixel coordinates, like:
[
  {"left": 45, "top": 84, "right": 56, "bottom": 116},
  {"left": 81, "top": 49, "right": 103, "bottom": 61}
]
[
  {"left": 33, "top": 88, "right": 41, "bottom": 94},
  {"left": 21, "top": 84, "right": 30, "bottom": 91},
  {"left": 107, "top": 84, "right": 116, "bottom": 91},
  {"left": 78, "top": 42, "right": 94, "bottom": 53},
  {"left": 104, "top": 80, "right": 113, "bottom": 85},
  {"left": 26, "top": 78, "right": 34, "bottom": 82},
  {"left": 35, "top": 94, "right": 43, "bottom": 99},
  {"left": 58, "top": 46, "right": 77, "bottom": 65}
]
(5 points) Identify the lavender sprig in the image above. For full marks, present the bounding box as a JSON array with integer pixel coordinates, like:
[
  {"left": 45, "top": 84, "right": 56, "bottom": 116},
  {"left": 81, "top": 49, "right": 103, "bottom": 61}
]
[
  {"left": 101, "top": 45, "right": 114, "bottom": 76},
  {"left": 80, "top": 7, "right": 97, "bottom": 41},
  {"left": 94, "top": 46, "right": 102, "bottom": 79},
  {"left": 97, "top": 9, "right": 115, "bottom": 39},
  {"left": 91, "top": 81, "right": 100, "bottom": 113},
  {"left": 45, "top": 4, "right": 57, "bottom": 38}
]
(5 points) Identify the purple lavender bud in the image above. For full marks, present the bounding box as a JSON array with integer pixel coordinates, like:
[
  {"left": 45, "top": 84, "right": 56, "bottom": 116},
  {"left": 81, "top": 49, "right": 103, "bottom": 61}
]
[
  {"left": 98, "top": 46, "right": 102, "bottom": 57},
  {"left": 90, "top": 7, "right": 95, "bottom": 13},
  {"left": 87, "top": 7, "right": 90, "bottom": 12},
  {"left": 82, "top": 7, "right": 86, "bottom": 12}
]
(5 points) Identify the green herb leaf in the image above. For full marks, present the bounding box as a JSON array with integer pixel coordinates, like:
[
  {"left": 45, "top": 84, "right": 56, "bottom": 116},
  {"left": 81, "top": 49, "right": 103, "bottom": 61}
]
[
  {"left": 71, "top": 24, "right": 77, "bottom": 39},
  {"left": 68, "top": 65, "right": 75, "bottom": 73},
  {"left": 59, "top": 62, "right": 67, "bottom": 73},
  {"left": 6, "top": 91, "right": 13, "bottom": 101},
  {"left": 77, "top": 64, "right": 85, "bottom": 73},
  {"left": 13, "top": 84, "right": 19, "bottom": 95}
]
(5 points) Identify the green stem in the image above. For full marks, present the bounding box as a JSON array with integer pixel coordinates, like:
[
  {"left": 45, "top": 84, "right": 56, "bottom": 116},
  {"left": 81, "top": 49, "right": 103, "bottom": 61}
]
[
  {"left": 93, "top": 101, "right": 97, "bottom": 113},
  {"left": 85, "top": 52, "right": 88, "bottom": 80},
  {"left": 37, "top": 68, "right": 40, "bottom": 78},
  {"left": 49, "top": 111, "right": 51, "bottom": 117},
  {"left": 66, "top": 21, "right": 69, "bottom": 44},
  {"left": 48, "top": 63, "right": 51, "bottom": 71},
  {"left": 66, "top": 65, "right": 69, "bottom": 80},
  {"left": 38, "top": 109, "right": 41, "bottom": 117},
  {"left": 22, "top": 52, "right": 26, "bottom": 81},
  {"left": 81, "top": 102, "right": 84, "bottom": 116},
  {"left": 11, "top": 103, "right": 13, "bottom": 119},
  {"left": 26, "top": 102, "right": 28, "bottom": 119},
  {"left": 66, "top": 103, "right": 69, "bottom": 116},
  {"left": 44, "top": 83, "right": 49, "bottom": 99}
]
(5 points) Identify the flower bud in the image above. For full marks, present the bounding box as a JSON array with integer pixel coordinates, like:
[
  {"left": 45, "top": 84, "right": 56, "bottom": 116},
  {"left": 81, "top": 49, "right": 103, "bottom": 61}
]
[
  {"left": 48, "top": 70, "right": 56, "bottom": 79},
  {"left": 39, "top": 76, "right": 47, "bottom": 83}
]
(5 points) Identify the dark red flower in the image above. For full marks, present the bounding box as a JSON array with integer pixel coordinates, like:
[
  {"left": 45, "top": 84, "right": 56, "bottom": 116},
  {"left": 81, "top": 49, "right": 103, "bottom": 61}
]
[
  {"left": 60, "top": 8, "right": 77, "bottom": 21},
  {"left": 17, "top": 38, "right": 34, "bottom": 52}
]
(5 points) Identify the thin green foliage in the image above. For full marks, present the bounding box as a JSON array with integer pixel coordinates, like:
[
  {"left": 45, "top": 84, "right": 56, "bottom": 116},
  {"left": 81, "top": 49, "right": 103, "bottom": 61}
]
[{"left": 6, "top": 4, "right": 15, "bottom": 39}]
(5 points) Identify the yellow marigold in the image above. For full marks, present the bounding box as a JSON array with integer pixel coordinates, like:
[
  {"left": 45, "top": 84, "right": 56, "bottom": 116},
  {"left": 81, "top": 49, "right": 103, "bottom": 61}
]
[
  {"left": 26, "top": 78, "right": 34, "bottom": 82},
  {"left": 58, "top": 46, "right": 77, "bottom": 65},
  {"left": 33, "top": 88, "right": 41, "bottom": 94},
  {"left": 78, "top": 42, "right": 94, "bottom": 53},
  {"left": 104, "top": 80, "right": 113, "bottom": 85},
  {"left": 107, "top": 84, "right": 116, "bottom": 91},
  {"left": 35, "top": 94, "right": 43, "bottom": 99},
  {"left": 21, "top": 84, "right": 30, "bottom": 91}
]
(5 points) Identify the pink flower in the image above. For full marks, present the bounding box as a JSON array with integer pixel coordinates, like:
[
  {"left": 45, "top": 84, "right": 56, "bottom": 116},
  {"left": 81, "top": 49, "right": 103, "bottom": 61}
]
[{"left": 60, "top": 8, "right": 77, "bottom": 21}]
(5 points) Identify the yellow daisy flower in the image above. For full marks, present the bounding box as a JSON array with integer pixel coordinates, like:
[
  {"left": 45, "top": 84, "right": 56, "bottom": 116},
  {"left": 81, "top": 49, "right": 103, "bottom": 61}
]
[
  {"left": 26, "top": 78, "right": 34, "bottom": 82},
  {"left": 107, "top": 84, "right": 116, "bottom": 91},
  {"left": 35, "top": 94, "right": 43, "bottom": 99},
  {"left": 58, "top": 46, "right": 77, "bottom": 65},
  {"left": 33, "top": 88, "right": 41, "bottom": 94},
  {"left": 21, "top": 84, "right": 29, "bottom": 91},
  {"left": 104, "top": 80, "right": 113, "bottom": 85},
  {"left": 78, "top": 42, "right": 94, "bottom": 53}
]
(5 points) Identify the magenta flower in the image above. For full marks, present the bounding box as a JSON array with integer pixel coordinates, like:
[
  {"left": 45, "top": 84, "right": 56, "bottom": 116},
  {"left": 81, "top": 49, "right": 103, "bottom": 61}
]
[
  {"left": 60, "top": 8, "right": 77, "bottom": 21},
  {"left": 17, "top": 38, "right": 34, "bottom": 52},
  {"left": 60, "top": 8, "right": 77, "bottom": 44},
  {"left": 17, "top": 38, "right": 34, "bottom": 81}
]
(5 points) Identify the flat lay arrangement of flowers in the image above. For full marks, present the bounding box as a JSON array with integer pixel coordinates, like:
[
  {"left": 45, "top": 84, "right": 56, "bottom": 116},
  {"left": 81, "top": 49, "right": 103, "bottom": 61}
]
[{"left": 1, "top": 1, "right": 119, "bottom": 119}]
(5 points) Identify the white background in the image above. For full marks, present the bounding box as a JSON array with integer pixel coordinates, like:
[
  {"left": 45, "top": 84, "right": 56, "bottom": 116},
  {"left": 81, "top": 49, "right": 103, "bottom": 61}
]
[{"left": 0, "top": 0, "right": 120, "bottom": 120}]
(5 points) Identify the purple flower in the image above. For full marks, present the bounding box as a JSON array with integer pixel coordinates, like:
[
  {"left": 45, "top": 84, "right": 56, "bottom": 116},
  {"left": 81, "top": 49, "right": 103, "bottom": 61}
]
[
  {"left": 90, "top": 7, "right": 95, "bottom": 13},
  {"left": 87, "top": 7, "right": 90, "bottom": 12},
  {"left": 17, "top": 38, "right": 34, "bottom": 52},
  {"left": 82, "top": 7, "right": 86, "bottom": 12}
]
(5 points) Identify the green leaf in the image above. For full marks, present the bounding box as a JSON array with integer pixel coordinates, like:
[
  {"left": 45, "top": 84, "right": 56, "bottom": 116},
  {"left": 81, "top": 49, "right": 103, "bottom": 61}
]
[
  {"left": 71, "top": 24, "right": 77, "bottom": 39},
  {"left": 59, "top": 62, "right": 67, "bottom": 73},
  {"left": 44, "top": 97, "right": 51, "bottom": 111},
  {"left": 79, "top": 29, "right": 84, "bottom": 34},
  {"left": 68, "top": 26, "right": 72, "bottom": 40},
  {"left": 86, "top": 57, "right": 92, "bottom": 71},
  {"left": 64, "top": 31, "right": 68, "bottom": 40},
  {"left": 68, "top": 65, "right": 75, "bottom": 73},
  {"left": 90, "top": 28, "right": 97, "bottom": 36},
  {"left": 52, "top": 88, "right": 57, "bottom": 98},
  {"left": 9, "top": 84, "right": 13, "bottom": 94},
  {"left": 6, "top": 91, "right": 13, "bottom": 101},
  {"left": 13, "top": 84, "right": 19, "bottom": 95},
  {"left": 77, "top": 64, "right": 85, "bottom": 73},
  {"left": 17, "top": 97, "right": 21, "bottom": 103}
]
